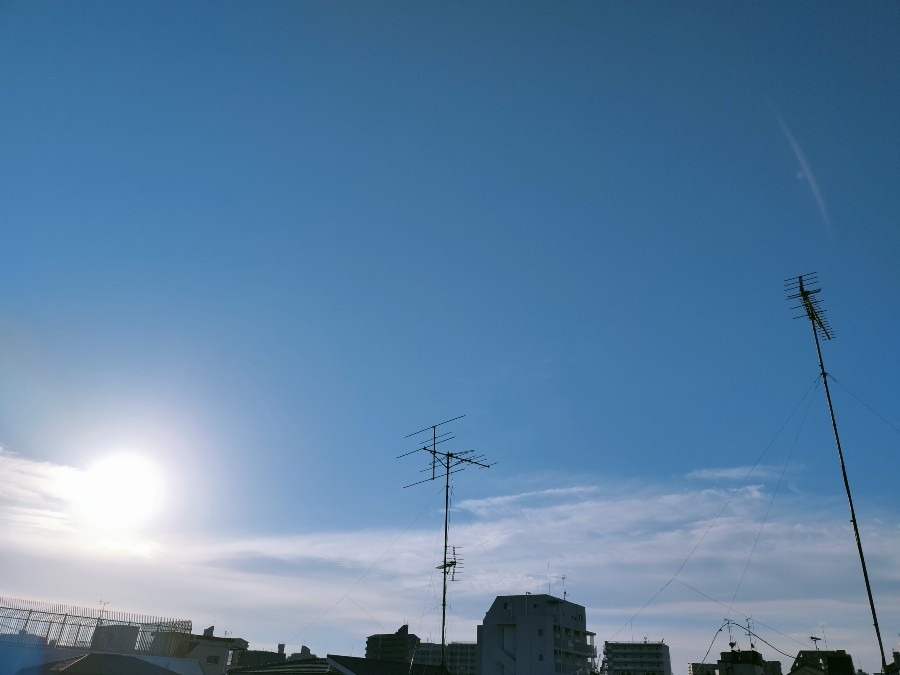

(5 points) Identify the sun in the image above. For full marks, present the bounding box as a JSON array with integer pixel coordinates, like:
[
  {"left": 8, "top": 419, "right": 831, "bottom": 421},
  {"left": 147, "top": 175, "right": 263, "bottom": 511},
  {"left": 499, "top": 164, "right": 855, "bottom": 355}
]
[{"left": 73, "top": 452, "right": 166, "bottom": 531}]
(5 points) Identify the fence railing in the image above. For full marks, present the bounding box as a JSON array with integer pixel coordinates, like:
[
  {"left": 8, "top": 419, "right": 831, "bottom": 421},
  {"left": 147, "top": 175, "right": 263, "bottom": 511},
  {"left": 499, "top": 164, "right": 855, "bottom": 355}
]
[{"left": 0, "top": 596, "right": 192, "bottom": 657}]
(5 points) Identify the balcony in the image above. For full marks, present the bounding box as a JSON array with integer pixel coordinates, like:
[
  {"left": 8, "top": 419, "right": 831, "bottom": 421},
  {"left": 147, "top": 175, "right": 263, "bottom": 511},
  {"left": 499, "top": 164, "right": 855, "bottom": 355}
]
[{"left": 555, "top": 638, "right": 596, "bottom": 657}]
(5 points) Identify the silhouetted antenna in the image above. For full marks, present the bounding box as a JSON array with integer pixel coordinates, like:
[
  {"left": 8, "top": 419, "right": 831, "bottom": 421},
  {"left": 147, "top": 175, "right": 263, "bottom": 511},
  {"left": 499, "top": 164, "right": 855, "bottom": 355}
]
[
  {"left": 785, "top": 274, "right": 887, "bottom": 674},
  {"left": 399, "top": 415, "right": 494, "bottom": 671},
  {"left": 726, "top": 618, "right": 736, "bottom": 651},
  {"left": 786, "top": 273, "right": 833, "bottom": 340}
]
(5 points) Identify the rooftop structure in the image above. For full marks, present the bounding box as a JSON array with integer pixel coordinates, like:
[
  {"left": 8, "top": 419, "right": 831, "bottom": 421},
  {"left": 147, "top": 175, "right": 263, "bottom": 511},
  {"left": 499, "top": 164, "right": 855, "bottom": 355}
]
[
  {"left": 0, "top": 597, "right": 246, "bottom": 675},
  {"left": 789, "top": 651, "right": 855, "bottom": 675},
  {"left": 0, "top": 596, "right": 191, "bottom": 656},
  {"left": 689, "top": 649, "right": 782, "bottom": 675}
]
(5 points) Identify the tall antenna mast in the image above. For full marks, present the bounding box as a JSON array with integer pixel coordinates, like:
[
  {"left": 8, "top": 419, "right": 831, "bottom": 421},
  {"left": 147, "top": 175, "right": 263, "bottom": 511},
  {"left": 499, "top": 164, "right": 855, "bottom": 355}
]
[
  {"left": 786, "top": 273, "right": 887, "bottom": 673},
  {"left": 399, "top": 415, "right": 494, "bottom": 672}
]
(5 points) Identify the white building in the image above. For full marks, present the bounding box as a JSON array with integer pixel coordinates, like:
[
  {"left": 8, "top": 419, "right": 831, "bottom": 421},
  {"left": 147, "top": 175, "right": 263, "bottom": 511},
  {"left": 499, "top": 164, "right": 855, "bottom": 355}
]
[
  {"left": 477, "top": 594, "right": 596, "bottom": 675},
  {"left": 601, "top": 640, "right": 672, "bottom": 675}
]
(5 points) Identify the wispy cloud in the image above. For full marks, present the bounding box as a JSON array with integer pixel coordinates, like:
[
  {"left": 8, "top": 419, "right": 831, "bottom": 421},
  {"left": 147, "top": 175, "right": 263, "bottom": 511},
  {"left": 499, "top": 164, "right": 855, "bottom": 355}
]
[
  {"left": 2, "top": 449, "right": 898, "bottom": 672},
  {"left": 687, "top": 465, "right": 785, "bottom": 481},
  {"left": 777, "top": 115, "right": 833, "bottom": 237}
]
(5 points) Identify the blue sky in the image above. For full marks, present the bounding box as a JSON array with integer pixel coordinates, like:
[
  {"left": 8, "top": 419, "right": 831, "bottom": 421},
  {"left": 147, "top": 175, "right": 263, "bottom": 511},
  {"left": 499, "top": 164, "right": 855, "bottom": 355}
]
[{"left": 1, "top": 2, "right": 899, "bottom": 672}]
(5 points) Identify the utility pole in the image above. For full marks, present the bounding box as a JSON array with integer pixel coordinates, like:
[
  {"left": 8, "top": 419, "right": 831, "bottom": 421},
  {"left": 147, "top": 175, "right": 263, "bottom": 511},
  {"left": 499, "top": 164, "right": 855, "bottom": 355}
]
[
  {"left": 786, "top": 274, "right": 887, "bottom": 674},
  {"left": 399, "top": 415, "right": 494, "bottom": 672}
]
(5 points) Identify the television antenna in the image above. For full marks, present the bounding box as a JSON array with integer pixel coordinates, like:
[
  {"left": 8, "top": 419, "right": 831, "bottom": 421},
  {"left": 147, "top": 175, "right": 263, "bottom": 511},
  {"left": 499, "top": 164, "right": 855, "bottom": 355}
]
[
  {"left": 97, "top": 600, "right": 110, "bottom": 629},
  {"left": 786, "top": 274, "right": 887, "bottom": 674},
  {"left": 399, "top": 415, "right": 494, "bottom": 671}
]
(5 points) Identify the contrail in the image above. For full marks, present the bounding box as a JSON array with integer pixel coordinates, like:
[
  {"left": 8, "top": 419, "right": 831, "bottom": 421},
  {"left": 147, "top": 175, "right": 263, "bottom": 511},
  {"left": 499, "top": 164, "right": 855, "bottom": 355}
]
[{"left": 776, "top": 115, "right": 832, "bottom": 235}]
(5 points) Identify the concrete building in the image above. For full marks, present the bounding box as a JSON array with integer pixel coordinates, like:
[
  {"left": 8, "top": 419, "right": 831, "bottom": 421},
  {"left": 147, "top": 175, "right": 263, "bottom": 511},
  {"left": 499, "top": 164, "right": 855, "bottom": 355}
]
[
  {"left": 148, "top": 627, "right": 249, "bottom": 673},
  {"left": 414, "top": 641, "right": 477, "bottom": 675},
  {"left": 477, "top": 594, "right": 596, "bottom": 675},
  {"left": 366, "top": 625, "right": 420, "bottom": 663},
  {"left": 601, "top": 640, "right": 671, "bottom": 675}
]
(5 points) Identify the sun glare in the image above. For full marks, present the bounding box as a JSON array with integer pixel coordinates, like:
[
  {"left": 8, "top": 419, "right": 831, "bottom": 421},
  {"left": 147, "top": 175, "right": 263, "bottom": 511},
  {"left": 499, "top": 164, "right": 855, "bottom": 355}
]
[{"left": 73, "top": 452, "right": 166, "bottom": 531}]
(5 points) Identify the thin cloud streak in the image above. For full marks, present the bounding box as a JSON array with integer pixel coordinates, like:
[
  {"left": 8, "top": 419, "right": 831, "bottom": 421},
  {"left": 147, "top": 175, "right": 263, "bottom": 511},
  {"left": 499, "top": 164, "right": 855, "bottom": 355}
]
[
  {"left": 687, "top": 466, "right": 784, "bottom": 481},
  {"left": 2, "top": 449, "right": 898, "bottom": 672},
  {"left": 776, "top": 115, "right": 833, "bottom": 236}
]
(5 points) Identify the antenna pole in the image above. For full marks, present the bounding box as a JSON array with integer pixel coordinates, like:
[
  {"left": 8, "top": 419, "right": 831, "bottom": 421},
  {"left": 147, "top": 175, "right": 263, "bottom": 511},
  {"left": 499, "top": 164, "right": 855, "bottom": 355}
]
[
  {"left": 441, "top": 439, "right": 451, "bottom": 668},
  {"left": 400, "top": 415, "right": 494, "bottom": 673},
  {"left": 787, "top": 274, "right": 887, "bottom": 674}
]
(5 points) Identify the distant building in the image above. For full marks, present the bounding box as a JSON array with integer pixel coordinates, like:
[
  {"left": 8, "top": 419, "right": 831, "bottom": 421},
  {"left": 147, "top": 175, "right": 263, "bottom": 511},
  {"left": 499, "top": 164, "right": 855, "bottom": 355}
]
[
  {"left": 365, "top": 624, "right": 475, "bottom": 675},
  {"left": 885, "top": 651, "right": 900, "bottom": 675},
  {"left": 689, "top": 664, "right": 718, "bottom": 675},
  {"left": 601, "top": 640, "right": 672, "bottom": 675},
  {"left": 228, "top": 654, "right": 444, "bottom": 675},
  {"left": 690, "top": 649, "right": 783, "bottom": 675},
  {"left": 477, "top": 593, "right": 596, "bottom": 675},
  {"left": 414, "top": 641, "right": 477, "bottom": 675},
  {"left": 234, "top": 643, "right": 287, "bottom": 667},
  {"left": 366, "top": 625, "right": 420, "bottom": 663},
  {"left": 789, "top": 651, "right": 855, "bottom": 675},
  {"left": 288, "top": 646, "right": 319, "bottom": 662},
  {"left": 148, "top": 627, "right": 249, "bottom": 674}
]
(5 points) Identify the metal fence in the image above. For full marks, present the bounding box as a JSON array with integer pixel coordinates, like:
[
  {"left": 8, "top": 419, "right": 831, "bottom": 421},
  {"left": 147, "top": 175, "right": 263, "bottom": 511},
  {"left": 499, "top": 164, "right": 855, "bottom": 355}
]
[{"left": 0, "top": 596, "right": 192, "bottom": 656}]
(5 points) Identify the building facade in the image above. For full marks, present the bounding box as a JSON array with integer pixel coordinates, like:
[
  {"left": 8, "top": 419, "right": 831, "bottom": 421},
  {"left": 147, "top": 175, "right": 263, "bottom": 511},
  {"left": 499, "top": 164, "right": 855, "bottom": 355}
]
[
  {"left": 601, "top": 640, "right": 672, "bottom": 675},
  {"left": 477, "top": 594, "right": 596, "bottom": 675}
]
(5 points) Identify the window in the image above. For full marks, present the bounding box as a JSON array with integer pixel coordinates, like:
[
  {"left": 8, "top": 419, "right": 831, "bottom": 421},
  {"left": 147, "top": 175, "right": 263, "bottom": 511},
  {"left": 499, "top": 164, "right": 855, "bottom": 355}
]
[
  {"left": 539, "top": 629, "right": 544, "bottom": 636},
  {"left": 539, "top": 655, "right": 544, "bottom": 662}
]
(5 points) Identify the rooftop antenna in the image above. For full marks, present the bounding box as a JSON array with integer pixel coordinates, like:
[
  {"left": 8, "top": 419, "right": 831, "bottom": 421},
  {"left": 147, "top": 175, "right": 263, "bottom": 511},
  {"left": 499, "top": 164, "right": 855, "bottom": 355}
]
[
  {"left": 562, "top": 574, "right": 567, "bottom": 600},
  {"left": 745, "top": 618, "right": 755, "bottom": 651},
  {"left": 450, "top": 546, "right": 464, "bottom": 581},
  {"left": 810, "top": 636, "right": 821, "bottom": 651},
  {"left": 97, "top": 600, "right": 110, "bottom": 629},
  {"left": 726, "top": 619, "right": 736, "bottom": 651},
  {"left": 399, "top": 415, "right": 494, "bottom": 672},
  {"left": 786, "top": 274, "right": 887, "bottom": 674}
]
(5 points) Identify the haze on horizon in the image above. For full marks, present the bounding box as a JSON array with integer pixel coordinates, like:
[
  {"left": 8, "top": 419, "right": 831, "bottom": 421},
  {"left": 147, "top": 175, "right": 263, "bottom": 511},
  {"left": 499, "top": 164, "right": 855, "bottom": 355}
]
[{"left": 1, "top": 3, "right": 899, "bottom": 674}]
